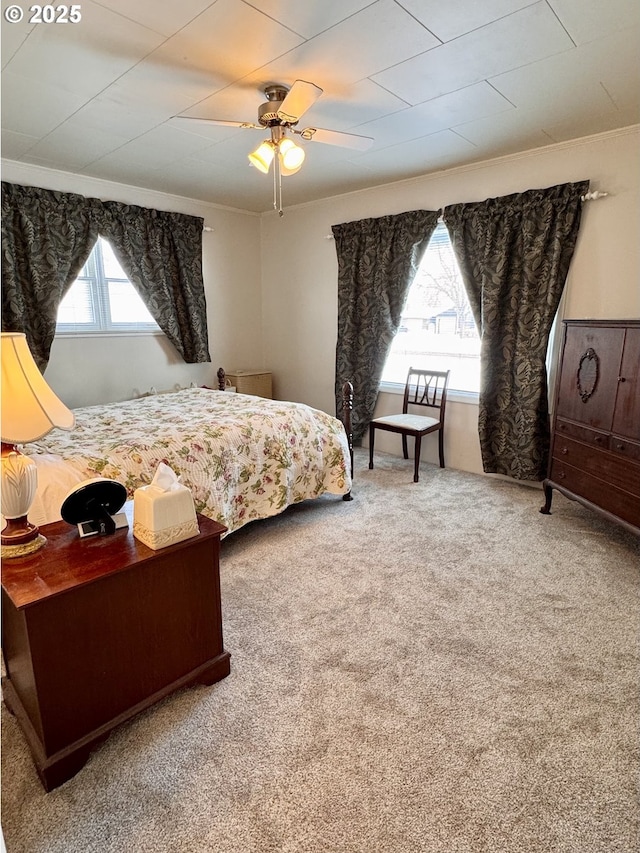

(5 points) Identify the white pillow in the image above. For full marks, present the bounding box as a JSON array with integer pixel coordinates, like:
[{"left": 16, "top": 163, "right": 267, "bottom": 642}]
[{"left": 28, "top": 454, "right": 86, "bottom": 526}]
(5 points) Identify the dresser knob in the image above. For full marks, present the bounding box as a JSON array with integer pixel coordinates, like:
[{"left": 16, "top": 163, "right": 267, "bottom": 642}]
[
  {"left": 561, "top": 447, "right": 568, "bottom": 455},
  {"left": 594, "top": 435, "right": 602, "bottom": 443},
  {"left": 616, "top": 443, "right": 624, "bottom": 451},
  {"left": 618, "top": 376, "right": 626, "bottom": 383},
  {"left": 559, "top": 423, "right": 566, "bottom": 430},
  {"left": 559, "top": 472, "right": 566, "bottom": 479}
]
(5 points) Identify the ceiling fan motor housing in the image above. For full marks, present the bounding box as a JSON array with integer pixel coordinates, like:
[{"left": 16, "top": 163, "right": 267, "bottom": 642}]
[{"left": 258, "top": 85, "right": 292, "bottom": 126}]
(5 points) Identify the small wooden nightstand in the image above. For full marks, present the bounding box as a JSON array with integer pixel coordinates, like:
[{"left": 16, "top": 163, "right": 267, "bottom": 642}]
[
  {"left": 225, "top": 370, "right": 272, "bottom": 398},
  {"left": 1, "top": 503, "right": 230, "bottom": 791}
]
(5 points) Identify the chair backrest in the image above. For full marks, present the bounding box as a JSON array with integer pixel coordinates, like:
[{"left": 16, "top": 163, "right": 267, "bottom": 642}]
[{"left": 403, "top": 368, "right": 450, "bottom": 422}]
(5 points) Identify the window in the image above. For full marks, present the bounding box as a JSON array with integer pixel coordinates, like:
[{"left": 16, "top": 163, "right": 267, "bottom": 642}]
[
  {"left": 56, "top": 238, "right": 160, "bottom": 334},
  {"left": 381, "top": 222, "right": 480, "bottom": 394}
]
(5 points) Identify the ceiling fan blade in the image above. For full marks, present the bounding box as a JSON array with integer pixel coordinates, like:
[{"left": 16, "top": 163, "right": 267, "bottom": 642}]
[
  {"left": 297, "top": 126, "right": 374, "bottom": 151},
  {"left": 175, "top": 117, "right": 261, "bottom": 129},
  {"left": 277, "top": 80, "right": 323, "bottom": 124}
]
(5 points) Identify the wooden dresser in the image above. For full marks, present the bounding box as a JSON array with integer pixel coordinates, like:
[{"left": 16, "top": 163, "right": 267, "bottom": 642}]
[{"left": 541, "top": 319, "right": 640, "bottom": 535}]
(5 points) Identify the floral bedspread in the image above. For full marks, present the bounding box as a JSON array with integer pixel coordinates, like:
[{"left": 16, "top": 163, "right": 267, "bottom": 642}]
[{"left": 27, "top": 388, "right": 352, "bottom": 534}]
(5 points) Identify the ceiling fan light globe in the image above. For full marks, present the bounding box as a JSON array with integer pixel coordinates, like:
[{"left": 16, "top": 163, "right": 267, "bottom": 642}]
[
  {"left": 248, "top": 141, "right": 275, "bottom": 174},
  {"left": 280, "top": 161, "right": 303, "bottom": 177},
  {"left": 279, "top": 139, "right": 305, "bottom": 173}
]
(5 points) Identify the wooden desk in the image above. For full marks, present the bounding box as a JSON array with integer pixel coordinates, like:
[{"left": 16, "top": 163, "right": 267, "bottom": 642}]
[{"left": 1, "top": 504, "right": 230, "bottom": 791}]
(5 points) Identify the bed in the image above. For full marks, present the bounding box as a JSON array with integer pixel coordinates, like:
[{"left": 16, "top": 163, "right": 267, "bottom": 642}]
[{"left": 25, "top": 374, "right": 354, "bottom": 535}]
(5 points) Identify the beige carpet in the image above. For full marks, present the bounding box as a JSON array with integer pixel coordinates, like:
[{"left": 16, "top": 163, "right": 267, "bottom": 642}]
[{"left": 2, "top": 449, "right": 639, "bottom": 853}]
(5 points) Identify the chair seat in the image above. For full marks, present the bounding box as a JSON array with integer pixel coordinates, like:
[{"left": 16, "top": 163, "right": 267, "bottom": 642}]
[{"left": 371, "top": 413, "right": 439, "bottom": 432}]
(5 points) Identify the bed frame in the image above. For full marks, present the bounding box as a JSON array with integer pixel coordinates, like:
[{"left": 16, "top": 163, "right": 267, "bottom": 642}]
[{"left": 216, "top": 367, "right": 354, "bottom": 500}]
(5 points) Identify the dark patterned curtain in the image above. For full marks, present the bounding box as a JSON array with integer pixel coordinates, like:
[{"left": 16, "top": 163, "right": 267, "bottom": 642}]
[
  {"left": 333, "top": 210, "right": 440, "bottom": 442},
  {"left": 444, "top": 181, "right": 589, "bottom": 480},
  {"left": 1, "top": 181, "right": 210, "bottom": 370},
  {"left": 1, "top": 182, "right": 100, "bottom": 371},
  {"left": 100, "top": 201, "right": 210, "bottom": 363}
]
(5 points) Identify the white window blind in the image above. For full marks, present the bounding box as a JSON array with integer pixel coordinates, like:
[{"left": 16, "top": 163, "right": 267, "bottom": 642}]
[{"left": 56, "top": 238, "right": 160, "bottom": 334}]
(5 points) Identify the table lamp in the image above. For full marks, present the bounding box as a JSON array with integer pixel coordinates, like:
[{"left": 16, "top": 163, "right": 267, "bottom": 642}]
[{"left": 1, "top": 332, "right": 75, "bottom": 557}]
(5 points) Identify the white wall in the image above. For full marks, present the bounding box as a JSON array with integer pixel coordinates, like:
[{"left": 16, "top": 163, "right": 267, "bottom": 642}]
[
  {"left": 260, "top": 127, "right": 640, "bottom": 475},
  {"left": 2, "top": 127, "right": 638, "bottom": 475},
  {"left": 0, "top": 161, "right": 263, "bottom": 408}
]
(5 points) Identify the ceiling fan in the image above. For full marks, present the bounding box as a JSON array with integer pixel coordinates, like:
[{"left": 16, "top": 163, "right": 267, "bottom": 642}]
[{"left": 177, "top": 80, "right": 374, "bottom": 215}]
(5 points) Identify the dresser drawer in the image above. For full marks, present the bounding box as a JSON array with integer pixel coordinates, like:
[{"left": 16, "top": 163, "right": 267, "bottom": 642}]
[
  {"left": 552, "top": 436, "right": 640, "bottom": 495},
  {"left": 554, "top": 418, "right": 609, "bottom": 450},
  {"left": 548, "top": 460, "right": 640, "bottom": 528},
  {"left": 609, "top": 435, "right": 640, "bottom": 463}
]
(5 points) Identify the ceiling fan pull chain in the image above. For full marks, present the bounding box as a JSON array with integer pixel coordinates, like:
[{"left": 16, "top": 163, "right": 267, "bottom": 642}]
[
  {"left": 272, "top": 156, "right": 278, "bottom": 214},
  {"left": 276, "top": 154, "right": 284, "bottom": 217}
]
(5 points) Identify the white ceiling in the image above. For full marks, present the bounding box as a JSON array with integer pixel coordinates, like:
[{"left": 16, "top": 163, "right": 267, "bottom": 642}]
[{"left": 2, "top": 0, "right": 639, "bottom": 213}]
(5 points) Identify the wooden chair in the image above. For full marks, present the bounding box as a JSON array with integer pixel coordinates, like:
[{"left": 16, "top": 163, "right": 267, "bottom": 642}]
[{"left": 369, "top": 368, "right": 450, "bottom": 482}]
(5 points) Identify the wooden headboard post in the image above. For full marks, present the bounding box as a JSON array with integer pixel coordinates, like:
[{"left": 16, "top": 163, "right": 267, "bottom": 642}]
[
  {"left": 341, "top": 380, "right": 354, "bottom": 501},
  {"left": 217, "top": 367, "right": 226, "bottom": 391}
]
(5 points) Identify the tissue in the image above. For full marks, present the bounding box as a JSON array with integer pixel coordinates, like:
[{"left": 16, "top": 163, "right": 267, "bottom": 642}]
[
  {"left": 133, "top": 463, "right": 199, "bottom": 550},
  {"left": 151, "top": 461, "right": 181, "bottom": 491}
]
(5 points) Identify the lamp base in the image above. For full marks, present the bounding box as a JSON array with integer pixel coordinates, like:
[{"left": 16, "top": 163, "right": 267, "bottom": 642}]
[
  {"left": 1, "top": 533, "right": 46, "bottom": 558},
  {"left": 1, "top": 443, "right": 44, "bottom": 558}
]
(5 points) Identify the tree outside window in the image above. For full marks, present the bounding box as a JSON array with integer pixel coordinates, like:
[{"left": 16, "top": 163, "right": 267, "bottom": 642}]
[{"left": 381, "top": 223, "right": 480, "bottom": 393}]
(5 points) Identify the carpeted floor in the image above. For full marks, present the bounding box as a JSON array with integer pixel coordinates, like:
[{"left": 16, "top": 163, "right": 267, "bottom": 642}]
[{"left": 2, "top": 449, "right": 639, "bottom": 852}]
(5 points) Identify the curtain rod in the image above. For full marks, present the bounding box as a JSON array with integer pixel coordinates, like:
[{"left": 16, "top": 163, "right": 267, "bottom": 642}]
[{"left": 324, "top": 191, "right": 609, "bottom": 237}]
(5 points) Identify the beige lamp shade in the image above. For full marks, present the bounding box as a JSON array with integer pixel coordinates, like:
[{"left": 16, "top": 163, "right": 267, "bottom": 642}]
[{"left": 1, "top": 332, "right": 75, "bottom": 443}]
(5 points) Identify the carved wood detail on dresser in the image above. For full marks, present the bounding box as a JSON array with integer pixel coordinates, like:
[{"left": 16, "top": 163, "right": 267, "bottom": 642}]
[{"left": 541, "top": 319, "right": 640, "bottom": 536}]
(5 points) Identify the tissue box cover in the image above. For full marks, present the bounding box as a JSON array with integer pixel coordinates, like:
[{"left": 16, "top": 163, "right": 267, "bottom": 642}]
[{"left": 133, "top": 483, "right": 199, "bottom": 550}]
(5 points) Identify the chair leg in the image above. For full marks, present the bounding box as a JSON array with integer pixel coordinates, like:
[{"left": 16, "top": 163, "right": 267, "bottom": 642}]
[
  {"left": 402, "top": 434, "right": 409, "bottom": 459},
  {"left": 413, "top": 435, "right": 421, "bottom": 483},
  {"left": 368, "top": 424, "right": 375, "bottom": 469},
  {"left": 438, "top": 428, "right": 445, "bottom": 468}
]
